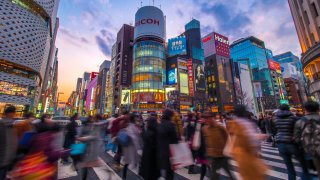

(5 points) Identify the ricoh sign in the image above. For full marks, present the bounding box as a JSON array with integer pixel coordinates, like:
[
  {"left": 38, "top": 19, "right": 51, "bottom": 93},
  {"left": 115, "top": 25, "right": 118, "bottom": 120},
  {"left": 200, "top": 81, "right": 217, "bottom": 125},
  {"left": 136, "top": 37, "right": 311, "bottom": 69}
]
[{"left": 134, "top": 6, "right": 165, "bottom": 40}]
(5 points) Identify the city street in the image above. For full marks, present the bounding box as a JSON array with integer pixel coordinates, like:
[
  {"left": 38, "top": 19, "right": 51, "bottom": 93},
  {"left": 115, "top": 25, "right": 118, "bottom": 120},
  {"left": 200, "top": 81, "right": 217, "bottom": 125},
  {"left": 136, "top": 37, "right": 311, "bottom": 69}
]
[{"left": 58, "top": 142, "right": 314, "bottom": 180}]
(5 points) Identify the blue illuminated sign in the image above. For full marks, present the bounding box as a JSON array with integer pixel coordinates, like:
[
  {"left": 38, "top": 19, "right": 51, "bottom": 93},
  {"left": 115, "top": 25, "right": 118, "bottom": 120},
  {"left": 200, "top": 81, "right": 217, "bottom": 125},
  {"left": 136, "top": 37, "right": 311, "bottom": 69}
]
[
  {"left": 168, "top": 68, "right": 177, "bottom": 85},
  {"left": 168, "top": 36, "right": 187, "bottom": 56}
]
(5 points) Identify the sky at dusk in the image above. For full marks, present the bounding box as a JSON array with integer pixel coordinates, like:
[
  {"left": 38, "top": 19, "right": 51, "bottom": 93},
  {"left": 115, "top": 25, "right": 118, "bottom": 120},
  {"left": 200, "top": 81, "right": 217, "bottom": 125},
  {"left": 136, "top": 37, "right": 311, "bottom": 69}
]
[{"left": 56, "top": 0, "right": 301, "bottom": 102}]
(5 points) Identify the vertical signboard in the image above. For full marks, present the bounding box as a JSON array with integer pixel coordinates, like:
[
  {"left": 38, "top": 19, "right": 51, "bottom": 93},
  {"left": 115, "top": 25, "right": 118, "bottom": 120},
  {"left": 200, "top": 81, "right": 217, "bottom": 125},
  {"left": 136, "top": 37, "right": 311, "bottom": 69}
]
[
  {"left": 168, "top": 68, "right": 177, "bottom": 85},
  {"left": 187, "top": 59, "right": 195, "bottom": 97},
  {"left": 202, "top": 33, "right": 215, "bottom": 58},
  {"left": 90, "top": 72, "right": 99, "bottom": 81},
  {"left": 268, "top": 59, "right": 281, "bottom": 74},
  {"left": 213, "top": 32, "right": 230, "bottom": 58},
  {"left": 194, "top": 61, "right": 206, "bottom": 91}
]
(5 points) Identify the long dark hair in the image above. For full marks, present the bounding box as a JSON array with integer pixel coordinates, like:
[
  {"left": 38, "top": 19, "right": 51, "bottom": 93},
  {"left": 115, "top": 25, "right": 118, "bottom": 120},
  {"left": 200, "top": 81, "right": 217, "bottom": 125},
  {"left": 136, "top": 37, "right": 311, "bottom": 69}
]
[
  {"left": 146, "top": 116, "right": 158, "bottom": 131},
  {"left": 162, "top": 109, "right": 174, "bottom": 121}
]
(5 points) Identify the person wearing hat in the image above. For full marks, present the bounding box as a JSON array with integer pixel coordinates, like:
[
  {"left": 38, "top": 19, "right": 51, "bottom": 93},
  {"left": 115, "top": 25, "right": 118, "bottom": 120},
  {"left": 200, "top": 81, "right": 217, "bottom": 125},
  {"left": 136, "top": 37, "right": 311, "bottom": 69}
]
[{"left": 202, "top": 111, "right": 235, "bottom": 180}]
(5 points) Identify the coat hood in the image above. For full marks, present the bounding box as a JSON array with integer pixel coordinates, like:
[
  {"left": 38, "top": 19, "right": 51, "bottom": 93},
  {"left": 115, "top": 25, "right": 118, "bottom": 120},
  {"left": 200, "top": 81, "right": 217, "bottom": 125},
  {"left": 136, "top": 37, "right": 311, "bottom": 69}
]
[{"left": 275, "top": 110, "right": 293, "bottom": 118}]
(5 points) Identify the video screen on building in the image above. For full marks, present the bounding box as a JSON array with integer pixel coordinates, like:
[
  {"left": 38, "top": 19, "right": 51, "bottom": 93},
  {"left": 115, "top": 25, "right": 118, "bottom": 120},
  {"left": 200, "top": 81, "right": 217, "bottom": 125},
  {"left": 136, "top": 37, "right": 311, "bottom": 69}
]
[
  {"left": 121, "top": 89, "right": 130, "bottom": 105},
  {"left": 194, "top": 64, "right": 206, "bottom": 91},
  {"left": 168, "top": 68, "right": 177, "bottom": 85},
  {"left": 180, "top": 72, "right": 189, "bottom": 95},
  {"left": 168, "top": 36, "right": 187, "bottom": 56}
]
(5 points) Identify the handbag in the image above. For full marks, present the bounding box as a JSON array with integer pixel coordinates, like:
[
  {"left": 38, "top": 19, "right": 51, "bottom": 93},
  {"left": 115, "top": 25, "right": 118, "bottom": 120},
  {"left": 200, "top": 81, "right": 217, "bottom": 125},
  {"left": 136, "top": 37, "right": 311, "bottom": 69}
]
[
  {"left": 11, "top": 151, "right": 56, "bottom": 180},
  {"left": 223, "top": 135, "right": 236, "bottom": 157},
  {"left": 192, "top": 123, "right": 201, "bottom": 150},
  {"left": 70, "top": 143, "right": 87, "bottom": 155},
  {"left": 169, "top": 142, "right": 194, "bottom": 170}
]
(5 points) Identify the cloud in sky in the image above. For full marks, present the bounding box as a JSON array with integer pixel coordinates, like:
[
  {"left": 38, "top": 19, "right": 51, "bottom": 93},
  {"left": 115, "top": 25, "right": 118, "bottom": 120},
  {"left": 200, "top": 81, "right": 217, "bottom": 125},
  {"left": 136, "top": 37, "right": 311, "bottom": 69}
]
[{"left": 56, "top": 0, "right": 301, "bottom": 101}]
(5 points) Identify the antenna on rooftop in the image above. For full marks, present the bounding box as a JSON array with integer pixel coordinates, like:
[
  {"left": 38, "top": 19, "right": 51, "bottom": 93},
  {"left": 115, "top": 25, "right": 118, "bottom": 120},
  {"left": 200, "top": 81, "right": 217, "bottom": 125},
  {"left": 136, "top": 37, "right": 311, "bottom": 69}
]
[
  {"left": 160, "top": 4, "right": 161, "bottom": 9},
  {"left": 141, "top": 1, "right": 143, "bottom": 7},
  {"left": 153, "top": 0, "right": 155, "bottom": 6}
]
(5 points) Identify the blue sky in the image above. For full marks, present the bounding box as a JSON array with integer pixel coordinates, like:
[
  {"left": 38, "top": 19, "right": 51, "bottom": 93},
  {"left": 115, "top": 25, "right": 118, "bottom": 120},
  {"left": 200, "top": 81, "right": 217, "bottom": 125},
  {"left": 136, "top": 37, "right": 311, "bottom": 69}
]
[{"left": 56, "top": 0, "right": 301, "bottom": 100}]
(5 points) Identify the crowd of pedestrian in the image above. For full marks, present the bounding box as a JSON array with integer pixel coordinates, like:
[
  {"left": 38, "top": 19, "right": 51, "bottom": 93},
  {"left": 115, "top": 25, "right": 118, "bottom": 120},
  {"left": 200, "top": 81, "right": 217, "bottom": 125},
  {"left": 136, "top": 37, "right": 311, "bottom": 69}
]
[{"left": 1, "top": 100, "right": 320, "bottom": 180}]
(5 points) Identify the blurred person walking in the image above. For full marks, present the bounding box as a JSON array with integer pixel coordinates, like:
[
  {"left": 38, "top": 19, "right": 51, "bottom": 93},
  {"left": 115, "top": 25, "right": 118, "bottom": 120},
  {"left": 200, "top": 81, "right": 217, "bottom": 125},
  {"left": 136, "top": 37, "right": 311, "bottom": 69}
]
[
  {"left": 294, "top": 101, "right": 320, "bottom": 179},
  {"left": 158, "top": 109, "right": 179, "bottom": 180},
  {"left": 14, "top": 112, "right": 36, "bottom": 141},
  {"left": 184, "top": 111, "right": 197, "bottom": 174},
  {"left": 202, "top": 112, "right": 234, "bottom": 180},
  {"left": 274, "top": 104, "right": 310, "bottom": 180},
  {"left": 11, "top": 114, "right": 68, "bottom": 180},
  {"left": 172, "top": 111, "right": 184, "bottom": 140},
  {"left": 227, "top": 105, "right": 269, "bottom": 180},
  {"left": 122, "top": 114, "right": 142, "bottom": 179},
  {"left": 62, "top": 113, "right": 79, "bottom": 164},
  {"left": 77, "top": 114, "right": 105, "bottom": 180},
  {"left": 0, "top": 106, "right": 18, "bottom": 179},
  {"left": 139, "top": 116, "right": 160, "bottom": 180}
]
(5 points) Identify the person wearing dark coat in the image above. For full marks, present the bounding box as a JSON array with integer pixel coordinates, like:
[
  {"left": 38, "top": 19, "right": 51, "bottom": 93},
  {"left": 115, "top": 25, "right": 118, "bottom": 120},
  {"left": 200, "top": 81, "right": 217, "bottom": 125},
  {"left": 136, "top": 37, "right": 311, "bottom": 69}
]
[
  {"left": 273, "top": 104, "right": 310, "bottom": 180},
  {"left": 139, "top": 117, "right": 160, "bottom": 180},
  {"left": 158, "top": 109, "right": 179, "bottom": 180},
  {"left": 62, "top": 114, "right": 79, "bottom": 164}
]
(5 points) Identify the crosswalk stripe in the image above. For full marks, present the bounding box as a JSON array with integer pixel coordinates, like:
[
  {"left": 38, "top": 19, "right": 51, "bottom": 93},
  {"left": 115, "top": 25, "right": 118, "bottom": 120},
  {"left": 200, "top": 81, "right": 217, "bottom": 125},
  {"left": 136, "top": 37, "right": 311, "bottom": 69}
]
[
  {"left": 92, "top": 157, "right": 122, "bottom": 180},
  {"left": 59, "top": 143, "right": 307, "bottom": 180}
]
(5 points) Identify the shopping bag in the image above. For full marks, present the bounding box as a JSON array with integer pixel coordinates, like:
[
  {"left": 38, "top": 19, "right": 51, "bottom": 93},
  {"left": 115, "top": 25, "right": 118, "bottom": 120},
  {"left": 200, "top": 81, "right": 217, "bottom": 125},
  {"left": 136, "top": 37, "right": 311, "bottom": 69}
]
[
  {"left": 192, "top": 123, "right": 201, "bottom": 150},
  {"left": 70, "top": 143, "right": 87, "bottom": 156},
  {"left": 169, "top": 142, "right": 193, "bottom": 170},
  {"left": 223, "top": 136, "right": 236, "bottom": 157}
]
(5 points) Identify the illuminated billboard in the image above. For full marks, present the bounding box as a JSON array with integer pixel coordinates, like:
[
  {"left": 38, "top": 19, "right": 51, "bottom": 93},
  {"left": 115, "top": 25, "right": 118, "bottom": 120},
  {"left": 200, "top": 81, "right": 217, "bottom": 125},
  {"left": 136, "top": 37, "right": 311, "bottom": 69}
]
[
  {"left": 180, "top": 72, "right": 189, "bottom": 94},
  {"left": 268, "top": 59, "right": 281, "bottom": 74},
  {"left": 168, "top": 68, "right": 177, "bottom": 85},
  {"left": 121, "top": 89, "right": 131, "bottom": 105},
  {"left": 168, "top": 36, "right": 187, "bottom": 56},
  {"left": 194, "top": 63, "right": 205, "bottom": 91},
  {"left": 134, "top": 6, "right": 165, "bottom": 40},
  {"left": 132, "top": 92, "right": 164, "bottom": 103}
]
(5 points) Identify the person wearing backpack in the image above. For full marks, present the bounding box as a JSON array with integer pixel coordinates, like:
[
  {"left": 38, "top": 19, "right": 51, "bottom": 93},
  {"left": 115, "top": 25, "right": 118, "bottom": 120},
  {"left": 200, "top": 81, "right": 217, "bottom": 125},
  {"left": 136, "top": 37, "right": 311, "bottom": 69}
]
[
  {"left": 274, "top": 104, "right": 310, "bottom": 180},
  {"left": 294, "top": 100, "right": 320, "bottom": 179}
]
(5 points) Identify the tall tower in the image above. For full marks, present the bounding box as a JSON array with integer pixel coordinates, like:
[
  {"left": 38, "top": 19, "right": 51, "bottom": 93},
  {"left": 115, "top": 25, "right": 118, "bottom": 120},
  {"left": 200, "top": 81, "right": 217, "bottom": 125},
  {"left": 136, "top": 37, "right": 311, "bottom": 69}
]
[{"left": 131, "top": 6, "right": 166, "bottom": 113}]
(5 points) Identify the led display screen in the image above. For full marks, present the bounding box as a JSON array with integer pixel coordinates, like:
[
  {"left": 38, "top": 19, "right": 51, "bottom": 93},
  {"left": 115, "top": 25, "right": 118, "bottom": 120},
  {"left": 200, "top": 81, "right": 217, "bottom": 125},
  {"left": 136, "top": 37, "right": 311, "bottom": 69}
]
[
  {"left": 179, "top": 72, "right": 189, "bottom": 95},
  {"left": 168, "top": 36, "right": 187, "bottom": 56},
  {"left": 168, "top": 68, "right": 177, "bottom": 85}
]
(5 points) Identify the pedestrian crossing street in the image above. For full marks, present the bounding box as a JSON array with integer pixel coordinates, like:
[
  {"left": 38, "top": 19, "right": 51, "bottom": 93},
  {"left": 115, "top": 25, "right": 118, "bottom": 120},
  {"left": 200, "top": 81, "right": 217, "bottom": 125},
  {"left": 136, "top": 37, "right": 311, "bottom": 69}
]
[{"left": 58, "top": 142, "right": 314, "bottom": 180}]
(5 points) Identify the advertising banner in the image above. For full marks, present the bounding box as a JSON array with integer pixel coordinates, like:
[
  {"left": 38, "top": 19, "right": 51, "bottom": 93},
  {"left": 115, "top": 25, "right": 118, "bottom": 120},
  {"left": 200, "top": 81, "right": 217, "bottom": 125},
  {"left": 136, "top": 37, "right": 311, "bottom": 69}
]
[
  {"left": 268, "top": 59, "right": 281, "bottom": 74},
  {"left": 179, "top": 72, "right": 189, "bottom": 95},
  {"left": 194, "top": 62, "right": 206, "bottom": 91},
  {"left": 168, "top": 36, "right": 187, "bottom": 56},
  {"left": 202, "top": 33, "right": 216, "bottom": 58},
  {"left": 253, "top": 82, "right": 263, "bottom": 98},
  {"left": 187, "top": 59, "right": 195, "bottom": 97},
  {"left": 177, "top": 58, "right": 188, "bottom": 70},
  {"left": 134, "top": 6, "right": 165, "bottom": 40},
  {"left": 168, "top": 68, "right": 177, "bottom": 85},
  {"left": 121, "top": 89, "right": 131, "bottom": 105},
  {"left": 132, "top": 92, "right": 164, "bottom": 103}
]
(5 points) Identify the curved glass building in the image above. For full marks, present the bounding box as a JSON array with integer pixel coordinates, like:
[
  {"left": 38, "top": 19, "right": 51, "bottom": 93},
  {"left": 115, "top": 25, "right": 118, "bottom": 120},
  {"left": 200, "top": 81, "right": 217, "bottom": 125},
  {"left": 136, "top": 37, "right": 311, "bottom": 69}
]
[{"left": 131, "top": 6, "right": 166, "bottom": 112}]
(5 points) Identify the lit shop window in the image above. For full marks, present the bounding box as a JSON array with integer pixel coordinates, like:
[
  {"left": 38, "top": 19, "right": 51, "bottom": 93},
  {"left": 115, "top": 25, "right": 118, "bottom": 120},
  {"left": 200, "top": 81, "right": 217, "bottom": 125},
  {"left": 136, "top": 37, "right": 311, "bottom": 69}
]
[{"left": 0, "top": 81, "right": 34, "bottom": 97}]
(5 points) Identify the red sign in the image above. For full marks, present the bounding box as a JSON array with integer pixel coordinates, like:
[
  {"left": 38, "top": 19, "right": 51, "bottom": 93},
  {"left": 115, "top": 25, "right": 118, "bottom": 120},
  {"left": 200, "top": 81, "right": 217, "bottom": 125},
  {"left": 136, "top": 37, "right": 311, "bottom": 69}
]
[
  {"left": 90, "top": 72, "right": 99, "bottom": 81},
  {"left": 268, "top": 60, "right": 281, "bottom": 73},
  {"left": 187, "top": 59, "right": 195, "bottom": 97},
  {"left": 202, "top": 35, "right": 212, "bottom": 43}
]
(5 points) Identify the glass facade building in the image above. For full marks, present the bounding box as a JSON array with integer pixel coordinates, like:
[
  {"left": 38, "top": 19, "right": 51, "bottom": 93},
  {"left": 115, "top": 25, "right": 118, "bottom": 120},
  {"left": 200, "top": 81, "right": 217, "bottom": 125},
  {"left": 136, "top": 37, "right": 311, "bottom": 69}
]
[
  {"left": 231, "top": 37, "right": 274, "bottom": 96},
  {"left": 132, "top": 40, "right": 166, "bottom": 111}
]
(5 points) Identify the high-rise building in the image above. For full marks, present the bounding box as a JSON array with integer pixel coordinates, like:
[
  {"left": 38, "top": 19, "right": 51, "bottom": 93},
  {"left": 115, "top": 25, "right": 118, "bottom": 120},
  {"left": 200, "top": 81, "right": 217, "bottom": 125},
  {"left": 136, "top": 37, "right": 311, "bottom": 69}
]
[
  {"left": 131, "top": 6, "right": 166, "bottom": 113},
  {"left": 112, "top": 24, "right": 134, "bottom": 114},
  {"left": 0, "top": 0, "right": 60, "bottom": 117},
  {"left": 183, "top": 19, "right": 206, "bottom": 110},
  {"left": 203, "top": 32, "right": 235, "bottom": 112},
  {"left": 96, "top": 60, "right": 111, "bottom": 114},
  {"left": 230, "top": 36, "right": 283, "bottom": 111},
  {"left": 288, "top": 0, "right": 320, "bottom": 100}
]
